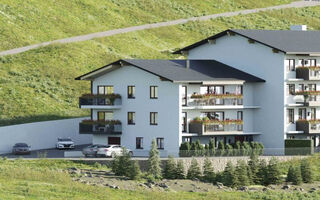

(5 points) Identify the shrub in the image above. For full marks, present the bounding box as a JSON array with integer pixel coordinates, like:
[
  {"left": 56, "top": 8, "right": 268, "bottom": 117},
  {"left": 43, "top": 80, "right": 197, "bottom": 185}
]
[
  {"left": 235, "top": 160, "right": 250, "bottom": 187},
  {"left": 111, "top": 148, "right": 131, "bottom": 177},
  {"left": 286, "top": 165, "right": 302, "bottom": 185},
  {"left": 300, "top": 159, "right": 313, "bottom": 183},
  {"left": 241, "top": 142, "right": 251, "bottom": 156},
  {"left": 187, "top": 158, "right": 201, "bottom": 180},
  {"left": 267, "top": 157, "right": 282, "bottom": 185},
  {"left": 234, "top": 141, "right": 241, "bottom": 156},
  {"left": 202, "top": 157, "right": 215, "bottom": 182},
  {"left": 208, "top": 138, "right": 215, "bottom": 156},
  {"left": 222, "top": 161, "right": 237, "bottom": 187},
  {"left": 248, "top": 154, "right": 260, "bottom": 184},
  {"left": 225, "top": 144, "right": 233, "bottom": 156},
  {"left": 175, "top": 160, "right": 185, "bottom": 179},
  {"left": 179, "top": 142, "right": 191, "bottom": 157},
  {"left": 257, "top": 159, "right": 268, "bottom": 185},
  {"left": 163, "top": 156, "right": 177, "bottom": 179},
  {"left": 128, "top": 160, "right": 141, "bottom": 180},
  {"left": 285, "top": 139, "right": 313, "bottom": 155},
  {"left": 216, "top": 140, "right": 225, "bottom": 156},
  {"left": 148, "top": 140, "right": 162, "bottom": 179}
]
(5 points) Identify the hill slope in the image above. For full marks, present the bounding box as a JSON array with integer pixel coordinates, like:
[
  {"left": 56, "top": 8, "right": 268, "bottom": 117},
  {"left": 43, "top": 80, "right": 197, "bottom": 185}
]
[
  {"left": 1, "top": 6, "right": 320, "bottom": 126},
  {"left": 0, "top": 0, "right": 293, "bottom": 51}
]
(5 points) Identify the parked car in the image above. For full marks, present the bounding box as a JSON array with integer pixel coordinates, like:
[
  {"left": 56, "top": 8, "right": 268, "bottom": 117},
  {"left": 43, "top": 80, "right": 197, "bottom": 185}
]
[
  {"left": 82, "top": 144, "right": 109, "bottom": 157},
  {"left": 12, "top": 143, "right": 31, "bottom": 155},
  {"left": 56, "top": 137, "right": 75, "bottom": 149},
  {"left": 96, "top": 145, "right": 133, "bottom": 157}
]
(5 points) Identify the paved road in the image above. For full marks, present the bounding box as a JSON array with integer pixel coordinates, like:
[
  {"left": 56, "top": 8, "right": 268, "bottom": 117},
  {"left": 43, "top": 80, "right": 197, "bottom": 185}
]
[
  {"left": 0, "top": 144, "right": 89, "bottom": 159},
  {"left": 0, "top": 1, "right": 319, "bottom": 57}
]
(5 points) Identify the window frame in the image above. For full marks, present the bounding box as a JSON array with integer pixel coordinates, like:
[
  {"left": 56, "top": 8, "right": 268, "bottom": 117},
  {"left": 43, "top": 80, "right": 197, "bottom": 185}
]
[
  {"left": 150, "top": 112, "right": 158, "bottom": 125},
  {"left": 286, "top": 59, "right": 295, "bottom": 71},
  {"left": 287, "top": 109, "right": 294, "bottom": 124},
  {"left": 182, "top": 86, "right": 187, "bottom": 106},
  {"left": 136, "top": 137, "right": 143, "bottom": 149},
  {"left": 288, "top": 84, "right": 295, "bottom": 95},
  {"left": 156, "top": 138, "right": 164, "bottom": 150},
  {"left": 150, "top": 86, "right": 158, "bottom": 99},
  {"left": 182, "top": 112, "right": 187, "bottom": 132},
  {"left": 127, "top": 85, "right": 135, "bottom": 99},
  {"left": 97, "top": 85, "right": 114, "bottom": 95},
  {"left": 127, "top": 112, "right": 135, "bottom": 125}
]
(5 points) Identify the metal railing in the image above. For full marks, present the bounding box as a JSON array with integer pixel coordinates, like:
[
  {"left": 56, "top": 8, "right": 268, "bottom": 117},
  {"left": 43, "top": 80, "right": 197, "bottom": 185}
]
[
  {"left": 79, "top": 97, "right": 121, "bottom": 106},
  {"left": 79, "top": 123, "right": 122, "bottom": 134},
  {"left": 188, "top": 98, "right": 243, "bottom": 106}
]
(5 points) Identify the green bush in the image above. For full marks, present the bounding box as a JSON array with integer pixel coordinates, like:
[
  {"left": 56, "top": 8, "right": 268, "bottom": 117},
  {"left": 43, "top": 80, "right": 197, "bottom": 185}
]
[
  {"left": 225, "top": 144, "right": 233, "bottom": 156},
  {"left": 148, "top": 140, "right": 162, "bottom": 179},
  {"left": 128, "top": 160, "right": 141, "bottom": 180},
  {"left": 202, "top": 157, "right": 215, "bottom": 183},
  {"left": 187, "top": 158, "right": 201, "bottom": 180},
  {"left": 111, "top": 148, "right": 131, "bottom": 177},
  {"left": 175, "top": 160, "right": 185, "bottom": 179},
  {"left": 267, "top": 157, "right": 282, "bottom": 185},
  {"left": 235, "top": 160, "right": 250, "bottom": 187},
  {"left": 234, "top": 141, "right": 241, "bottom": 156},
  {"left": 179, "top": 142, "right": 191, "bottom": 157},
  {"left": 163, "top": 156, "right": 177, "bottom": 179},
  {"left": 300, "top": 159, "right": 313, "bottom": 183},
  {"left": 286, "top": 165, "right": 302, "bottom": 185},
  {"left": 222, "top": 161, "right": 237, "bottom": 188},
  {"left": 248, "top": 154, "right": 260, "bottom": 184},
  {"left": 216, "top": 140, "right": 225, "bottom": 156},
  {"left": 257, "top": 159, "right": 268, "bottom": 185},
  {"left": 285, "top": 139, "right": 314, "bottom": 155}
]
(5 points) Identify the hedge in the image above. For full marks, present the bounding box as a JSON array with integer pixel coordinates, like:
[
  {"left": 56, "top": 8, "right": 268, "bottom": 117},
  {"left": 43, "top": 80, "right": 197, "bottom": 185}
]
[{"left": 285, "top": 139, "right": 314, "bottom": 155}]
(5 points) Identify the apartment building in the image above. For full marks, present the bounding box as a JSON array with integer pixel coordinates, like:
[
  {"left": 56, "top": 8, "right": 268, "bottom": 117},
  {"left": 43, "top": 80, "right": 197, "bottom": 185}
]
[{"left": 76, "top": 25, "right": 320, "bottom": 155}]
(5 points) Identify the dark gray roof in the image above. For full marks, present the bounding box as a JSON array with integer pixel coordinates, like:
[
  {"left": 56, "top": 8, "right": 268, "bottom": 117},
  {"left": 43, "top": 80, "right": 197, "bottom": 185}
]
[
  {"left": 174, "top": 29, "right": 320, "bottom": 54},
  {"left": 76, "top": 59, "right": 265, "bottom": 82}
]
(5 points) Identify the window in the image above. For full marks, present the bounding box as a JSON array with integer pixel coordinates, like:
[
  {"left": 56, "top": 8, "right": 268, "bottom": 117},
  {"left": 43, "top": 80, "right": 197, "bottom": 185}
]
[
  {"left": 287, "top": 109, "right": 294, "bottom": 123},
  {"left": 128, "top": 112, "right": 135, "bottom": 125},
  {"left": 311, "top": 108, "right": 316, "bottom": 120},
  {"left": 98, "top": 111, "right": 113, "bottom": 120},
  {"left": 285, "top": 59, "right": 295, "bottom": 71},
  {"left": 204, "top": 112, "right": 224, "bottom": 120},
  {"left": 128, "top": 86, "right": 135, "bottom": 99},
  {"left": 237, "top": 111, "right": 243, "bottom": 131},
  {"left": 309, "top": 59, "right": 316, "bottom": 67},
  {"left": 299, "top": 108, "right": 306, "bottom": 120},
  {"left": 207, "top": 85, "right": 224, "bottom": 94},
  {"left": 287, "top": 84, "right": 295, "bottom": 95},
  {"left": 236, "top": 85, "right": 243, "bottom": 95},
  {"left": 150, "top": 112, "right": 158, "bottom": 125},
  {"left": 156, "top": 138, "right": 164, "bottom": 149},
  {"left": 298, "top": 59, "right": 305, "bottom": 67},
  {"left": 182, "top": 86, "right": 187, "bottom": 106},
  {"left": 136, "top": 137, "right": 143, "bottom": 149},
  {"left": 182, "top": 112, "right": 187, "bottom": 132},
  {"left": 308, "top": 84, "right": 316, "bottom": 91},
  {"left": 184, "top": 137, "right": 192, "bottom": 143},
  {"left": 98, "top": 85, "right": 114, "bottom": 94},
  {"left": 298, "top": 84, "right": 304, "bottom": 91},
  {"left": 150, "top": 86, "right": 158, "bottom": 99}
]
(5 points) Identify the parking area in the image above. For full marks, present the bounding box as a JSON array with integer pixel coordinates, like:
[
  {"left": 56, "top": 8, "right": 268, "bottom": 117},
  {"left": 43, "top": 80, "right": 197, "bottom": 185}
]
[{"left": 0, "top": 144, "right": 90, "bottom": 158}]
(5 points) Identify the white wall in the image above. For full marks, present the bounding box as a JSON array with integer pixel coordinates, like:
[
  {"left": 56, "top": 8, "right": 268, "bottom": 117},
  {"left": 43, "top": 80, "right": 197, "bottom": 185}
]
[
  {"left": 0, "top": 118, "right": 92, "bottom": 154},
  {"left": 188, "top": 34, "right": 285, "bottom": 149},
  {"left": 92, "top": 65, "right": 180, "bottom": 156}
]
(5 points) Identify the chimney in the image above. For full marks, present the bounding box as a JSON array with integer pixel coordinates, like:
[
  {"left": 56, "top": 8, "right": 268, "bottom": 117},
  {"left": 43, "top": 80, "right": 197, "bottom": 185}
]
[
  {"left": 290, "top": 25, "right": 307, "bottom": 31},
  {"left": 186, "top": 60, "right": 190, "bottom": 69}
]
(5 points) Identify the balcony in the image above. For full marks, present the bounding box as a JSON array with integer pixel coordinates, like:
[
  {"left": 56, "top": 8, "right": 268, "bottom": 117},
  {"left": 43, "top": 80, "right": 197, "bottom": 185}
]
[
  {"left": 187, "top": 93, "right": 243, "bottom": 107},
  {"left": 296, "top": 67, "right": 320, "bottom": 80},
  {"left": 296, "top": 120, "right": 320, "bottom": 134},
  {"left": 79, "top": 93, "right": 121, "bottom": 109},
  {"left": 79, "top": 120, "right": 122, "bottom": 135},
  {"left": 294, "top": 91, "right": 320, "bottom": 107},
  {"left": 189, "top": 118, "right": 243, "bottom": 135}
]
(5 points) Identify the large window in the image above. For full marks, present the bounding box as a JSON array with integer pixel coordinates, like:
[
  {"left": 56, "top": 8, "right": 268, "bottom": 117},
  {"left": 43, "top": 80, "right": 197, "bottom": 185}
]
[
  {"left": 150, "top": 86, "right": 158, "bottom": 99},
  {"left": 156, "top": 138, "right": 164, "bottom": 149},
  {"left": 98, "top": 111, "right": 113, "bottom": 120},
  {"left": 182, "top": 86, "right": 187, "bottom": 106},
  {"left": 287, "top": 84, "right": 295, "bottom": 95},
  {"left": 128, "top": 112, "right": 135, "bottom": 125},
  {"left": 150, "top": 112, "right": 158, "bottom": 125},
  {"left": 182, "top": 112, "right": 187, "bottom": 132},
  {"left": 98, "top": 85, "right": 114, "bottom": 94},
  {"left": 311, "top": 108, "right": 316, "bottom": 120},
  {"left": 128, "top": 86, "right": 135, "bottom": 99},
  {"left": 136, "top": 137, "right": 143, "bottom": 149},
  {"left": 299, "top": 108, "right": 306, "bottom": 120},
  {"left": 208, "top": 85, "right": 224, "bottom": 94},
  {"left": 287, "top": 109, "right": 294, "bottom": 123},
  {"left": 285, "top": 59, "right": 295, "bottom": 71}
]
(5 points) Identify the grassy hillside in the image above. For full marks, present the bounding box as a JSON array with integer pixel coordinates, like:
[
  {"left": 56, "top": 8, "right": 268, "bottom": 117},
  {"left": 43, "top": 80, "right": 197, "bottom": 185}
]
[
  {"left": 0, "top": 157, "right": 320, "bottom": 199},
  {"left": 0, "top": 0, "right": 294, "bottom": 51},
  {"left": 1, "top": 6, "right": 320, "bottom": 126}
]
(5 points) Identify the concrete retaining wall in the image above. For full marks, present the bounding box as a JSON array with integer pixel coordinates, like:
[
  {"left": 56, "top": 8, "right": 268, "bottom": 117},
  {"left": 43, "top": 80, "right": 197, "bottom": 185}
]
[{"left": 0, "top": 118, "right": 92, "bottom": 154}]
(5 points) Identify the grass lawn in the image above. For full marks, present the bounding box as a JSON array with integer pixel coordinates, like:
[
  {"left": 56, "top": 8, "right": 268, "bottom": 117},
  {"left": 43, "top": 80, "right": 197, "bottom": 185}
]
[
  {"left": 0, "top": 0, "right": 294, "bottom": 51},
  {"left": 0, "top": 157, "right": 320, "bottom": 199},
  {"left": 1, "top": 6, "right": 320, "bottom": 126}
]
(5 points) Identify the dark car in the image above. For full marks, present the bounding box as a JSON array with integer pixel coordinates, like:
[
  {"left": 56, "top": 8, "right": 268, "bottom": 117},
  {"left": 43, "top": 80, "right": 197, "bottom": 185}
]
[
  {"left": 82, "top": 144, "right": 109, "bottom": 157},
  {"left": 12, "top": 143, "right": 31, "bottom": 155}
]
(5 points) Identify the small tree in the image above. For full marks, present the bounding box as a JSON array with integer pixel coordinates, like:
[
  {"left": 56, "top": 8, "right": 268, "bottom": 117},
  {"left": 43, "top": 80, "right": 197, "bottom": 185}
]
[
  {"left": 187, "top": 158, "right": 201, "bottom": 180},
  {"left": 202, "top": 157, "right": 215, "bottom": 182},
  {"left": 286, "top": 165, "right": 302, "bottom": 185},
  {"left": 163, "top": 156, "right": 177, "bottom": 179},
  {"left": 175, "top": 160, "right": 185, "bottom": 179},
  {"left": 216, "top": 140, "right": 225, "bottom": 156},
  {"left": 111, "top": 148, "right": 131, "bottom": 176},
  {"left": 235, "top": 160, "right": 250, "bottom": 187},
  {"left": 204, "top": 144, "right": 210, "bottom": 156},
  {"left": 300, "top": 159, "right": 313, "bottom": 183},
  {"left": 222, "top": 161, "right": 237, "bottom": 188},
  {"left": 234, "top": 141, "right": 241, "bottom": 156},
  {"left": 195, "top": 140, "right": 204, "bottom": 156},
  {"left": 267, "top": 157, "right": 282, "bottom": 185},
  {"left": 208, "top": 138, "right": 215, "bottom": 156},
  {"left": 128, "top": 160, "right": 141, "bottom": 180},
  {"left": 248, "top": 153, "right": 260, "bottom": 184},
  {"left": 257, "top": 159, "right": 268, "bottom": 185},
  {"left": 241, "top": 142, "right": 251, "bottom": 156},
  {"left": 148, "top": 140, "right": 162, "bottom": 179},
  {"left": 225, "top": 144, "right": 233, "bottom": 156}
]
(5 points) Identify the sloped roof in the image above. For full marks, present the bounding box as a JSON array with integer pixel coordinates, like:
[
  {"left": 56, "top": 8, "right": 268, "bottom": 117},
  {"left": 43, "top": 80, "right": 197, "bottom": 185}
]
[
  {"left": 174, "top": 29, "right": 320, "bottom": 54},
  {"left": 75, "top": 59, "right": 265, "bottom": 82}
]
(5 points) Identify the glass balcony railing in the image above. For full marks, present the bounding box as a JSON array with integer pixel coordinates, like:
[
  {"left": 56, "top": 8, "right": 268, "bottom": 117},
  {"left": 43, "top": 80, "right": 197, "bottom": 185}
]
[
  {"left": 79, "top": 94, "right": 121, "bottom": 106},
  {"left": 188, "top": 93, "right": 243, "bottom": 106},
  {"left": 79, "top": 120, "right": 122, "bottom": 134},
  {"left": 189, "top": 119, "right": 243, "bottom": 135}
]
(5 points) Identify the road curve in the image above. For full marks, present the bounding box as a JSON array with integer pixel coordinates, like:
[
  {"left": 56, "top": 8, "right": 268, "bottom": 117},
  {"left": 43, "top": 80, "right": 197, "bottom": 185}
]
[{"left": 0, "top": 1, "right": 319, "bottom": 56}]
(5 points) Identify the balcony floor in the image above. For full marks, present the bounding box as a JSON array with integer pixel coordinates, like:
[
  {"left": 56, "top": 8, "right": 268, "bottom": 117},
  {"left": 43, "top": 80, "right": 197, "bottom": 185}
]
[
  {"left": 80, "top": 105, "right": 122, "bottom": 109},
  {"left": 182, "top": 105, "right": 260, "bottom": 110},
  {"left": 184, "top": 131, "right": 261, "bottom": 136}
]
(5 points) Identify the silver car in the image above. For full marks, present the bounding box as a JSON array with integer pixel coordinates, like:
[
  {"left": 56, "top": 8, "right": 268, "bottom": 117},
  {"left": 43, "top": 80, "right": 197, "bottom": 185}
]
[
  {"left": 96, "top": 145, "right": 133, "bottom": 158},
  {"left": 12, "top": 143, "right": 31, "bottom": 155},
  {"left": 82, "top": 144, "right": 109, "bottom": 157}
]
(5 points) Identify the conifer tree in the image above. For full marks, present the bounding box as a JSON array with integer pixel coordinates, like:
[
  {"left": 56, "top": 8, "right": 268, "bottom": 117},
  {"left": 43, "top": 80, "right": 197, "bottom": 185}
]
[
  {"left": 187, "top": 158, "right": 202, "bottom": 180},
  {"left": 234, "top": 141, "right": 241, "bottom": 156},
  {"left": 300, "top": 159, "right": 313, "bottom": 183},
  {"left": 235, "top": 160, "right": 250, "bottom": 187},
  {"left": 111, "top": 147, "right": 131, "bottom": 176},
  {"left": 148, "top": 139, "right": 162, "bottom": 179},
  {"left": 225, "top": 144, "right": 233, "bottom": 156},
  {"left": 286, "top": 165, "right": 302, "bottom": 185},
  {"left": 248, "top": 153, "right": 260, "bottom": 184},
  {"left": 179, "top": 142, "right": 191, "bottom": 157},
  {"left": 208, "top": 138, "right": 215, "bottom": 156},
  {"left": 217, "top": 140, "right": 225, "bottom": 156},
  {"left": 128, "top": 160, "right": 141, "bottom": 180},
  {"left": 163, "top": 155, "right": 177, "bottom": 179},
  {"left": 267, "top": 157, "right": 282, "bottom": 185},
  {"left": 222, "top": 161, "right": 237, "bottom": 187},
  {"left": 257, "top": 159, "right": 268, "bottom": 185},
  {"left": 202, "top": 157, "right": 215, "bottom": 182},
  {"left": 175, "top": 160, "right": 185, "bottom": 179}
]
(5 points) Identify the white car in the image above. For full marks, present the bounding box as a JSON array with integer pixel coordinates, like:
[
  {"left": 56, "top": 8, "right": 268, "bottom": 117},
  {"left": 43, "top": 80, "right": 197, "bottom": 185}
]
[
  {"left": 96, "top": 145, "right": 133, "bottom": 157},
  {"left": 56, "top": 137, "right": 75, "bottom": 149}
]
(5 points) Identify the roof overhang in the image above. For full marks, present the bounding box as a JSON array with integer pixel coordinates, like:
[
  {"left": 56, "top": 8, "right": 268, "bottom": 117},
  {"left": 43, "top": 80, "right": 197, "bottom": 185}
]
[
  {"left": 287, "top": 52, "right": 320, "bottom": 56},
  {"left": 173, "top": 80, "right": 245, "bottom": 85}
]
